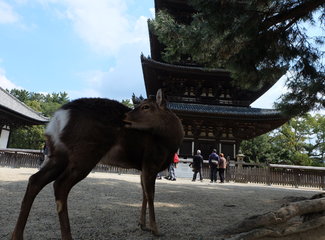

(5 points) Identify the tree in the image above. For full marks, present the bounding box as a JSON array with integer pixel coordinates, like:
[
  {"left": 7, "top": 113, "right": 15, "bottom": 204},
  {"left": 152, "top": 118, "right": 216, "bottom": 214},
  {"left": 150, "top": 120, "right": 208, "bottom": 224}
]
[
  {"left": 304, "top": 113, "right": 325, "bottom": 164},
  {"left": 7, "top": 89, "right": 70, "bottom": 149},
  {"left": 150, "top": 0, "right": 325, "bottom": 116},
  {"left": 241, "top": 114, "right": 325, "bottom": 166},
  {"left": 240, "top": 134, "right": 274, "bottom": 163},
  {"left": 121, "top": 99, "right": 134, "bottom": 109}
]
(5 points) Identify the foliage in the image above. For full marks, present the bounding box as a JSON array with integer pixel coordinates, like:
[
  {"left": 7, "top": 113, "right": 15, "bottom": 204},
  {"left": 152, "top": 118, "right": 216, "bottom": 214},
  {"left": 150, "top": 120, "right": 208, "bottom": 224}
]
[
  {"left": 241, "top": 114, "right": 325, "bottom": 166},
  {"left": 240, "top": 135, "right": 273, "bottom": 163},
  {"left": 150, "top": 0, "right": 325, "bottom": 116},
  {"left": 121, "top": 99, "right": 134, "bottom": 109},
  {"left": 9, "top": 125, "right": 45, "bottom": 150},
  {"left": 7, "top": 89, "right": 70, "bottom": 149}
]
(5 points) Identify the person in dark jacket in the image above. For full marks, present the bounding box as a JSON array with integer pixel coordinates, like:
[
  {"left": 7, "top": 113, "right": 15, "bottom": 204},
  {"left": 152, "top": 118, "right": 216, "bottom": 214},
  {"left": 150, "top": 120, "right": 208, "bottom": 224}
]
[
  {"left": 191, "top": 150, "right": 204, "bottom": 182},
  {"left": 208, "top": 149, "right": 219, "bottom": 183}
]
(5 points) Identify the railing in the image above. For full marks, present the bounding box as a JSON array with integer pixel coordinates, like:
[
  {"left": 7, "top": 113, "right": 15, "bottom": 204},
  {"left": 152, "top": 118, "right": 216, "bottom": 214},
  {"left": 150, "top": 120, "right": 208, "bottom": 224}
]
[
  {"left": 0, "top": 148, "right": 43, "bottom": 168},
  {"left": 0, "top": 148, "right": 141, "bottom": 175},
  {"left": 1, "top": 149, "right": 325, "bottom": 189}
]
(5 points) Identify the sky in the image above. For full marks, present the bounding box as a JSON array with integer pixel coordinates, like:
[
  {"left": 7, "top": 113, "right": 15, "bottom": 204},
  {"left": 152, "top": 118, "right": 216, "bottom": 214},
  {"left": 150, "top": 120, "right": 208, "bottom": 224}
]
[{"left": 0, "top": 0, "right": 294, "bottom": 108}]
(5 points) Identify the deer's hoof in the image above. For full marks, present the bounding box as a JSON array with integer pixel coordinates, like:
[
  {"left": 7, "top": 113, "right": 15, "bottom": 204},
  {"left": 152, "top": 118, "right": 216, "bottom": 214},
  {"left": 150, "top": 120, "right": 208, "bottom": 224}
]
[
  {"left": 138, "top": 223, "right": 149, "bottom": 232},
  {"left": 11, "top": 233, "right": 23, "bottom": 240},
  {"left": 152, "top": 230, "right": 163, "bottom": 237}
]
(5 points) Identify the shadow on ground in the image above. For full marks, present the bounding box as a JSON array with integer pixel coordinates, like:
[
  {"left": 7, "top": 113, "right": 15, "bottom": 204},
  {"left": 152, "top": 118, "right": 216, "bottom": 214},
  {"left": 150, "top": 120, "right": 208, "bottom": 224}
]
[{"left": 0, "top": 170, "right": 320, "bottom": 240}]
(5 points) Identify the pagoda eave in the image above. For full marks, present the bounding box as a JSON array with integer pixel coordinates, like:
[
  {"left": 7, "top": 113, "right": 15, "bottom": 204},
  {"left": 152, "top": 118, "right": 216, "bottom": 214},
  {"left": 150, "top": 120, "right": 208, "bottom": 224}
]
[
  {"left": 167, "top": 102, "right": 289, "bottom": 140},
  {"left": 141, "top": 55, "right": 274, "bottom": 105}
]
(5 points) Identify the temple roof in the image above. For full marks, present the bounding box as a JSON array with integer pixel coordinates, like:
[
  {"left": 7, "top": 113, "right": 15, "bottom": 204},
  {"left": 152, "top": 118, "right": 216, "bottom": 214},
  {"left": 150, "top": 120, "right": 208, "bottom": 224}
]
[
  {"left": 141, "top": 55, "right": 275, "bottom": 105},
  {"left": 167, "top": 102, "right": 288, "bottom": 121},
  {"left": 168, "top": 101, "right": 289, "bottom": 140},
  {"left": 0, "top": 87, "right": 49, "bottom": 127}
]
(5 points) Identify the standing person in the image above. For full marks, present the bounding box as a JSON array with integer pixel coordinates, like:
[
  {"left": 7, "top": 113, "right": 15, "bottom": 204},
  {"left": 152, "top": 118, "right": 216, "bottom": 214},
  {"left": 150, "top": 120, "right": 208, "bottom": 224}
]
[
  {"left": 218, "top": 153, "right": 227, "bottom": 183},
  {"left": 165, "top": 153, "right": 179, "bottom": 181},
  {"left": 208, "top": 149, "right": 219, "bottom": 183},
  {"left": 191, "top": 150, "right": 204, "bottom": 182},
  {"left": 40, "top": 140, "right": 49, "bottom": 169}
]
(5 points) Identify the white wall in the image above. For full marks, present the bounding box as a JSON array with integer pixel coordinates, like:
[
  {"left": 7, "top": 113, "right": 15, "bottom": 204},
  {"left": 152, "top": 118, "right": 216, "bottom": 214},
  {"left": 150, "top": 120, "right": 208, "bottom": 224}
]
[{"left": 0, "top": 126, "right": 10, "bottom": 148}]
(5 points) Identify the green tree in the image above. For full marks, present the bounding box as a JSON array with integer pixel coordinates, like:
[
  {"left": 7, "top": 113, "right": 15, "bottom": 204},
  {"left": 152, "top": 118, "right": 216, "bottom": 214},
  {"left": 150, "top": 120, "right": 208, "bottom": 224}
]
[
  {"left": 304, "top": 113, "right": 325, "bottom": 164},
  {"left": 270, "top": 121, "right": 311, "bottom": 165},
  {"left": 240, "top": 134, "right": 274, "bottom": 163},
  {"left": 241, "top": 114, "right": 325, "bottom": 166},
  {"left": 9, "top": 125, "right": 45, "bottom": 150},
  {"left": 7, "top": 89, "right": 70, "bottom": 149},
  {"left": 150, "top": 0, "right": 325, "bottom": 116},
  {"left": 121, "top": 99, "right": 134, "bottom": 109}
]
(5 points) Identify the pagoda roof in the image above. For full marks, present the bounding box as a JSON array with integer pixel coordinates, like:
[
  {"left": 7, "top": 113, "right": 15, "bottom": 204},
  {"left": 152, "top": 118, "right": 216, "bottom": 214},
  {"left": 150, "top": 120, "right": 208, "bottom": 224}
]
[
  {"left": 168, "top": 101, "right": 289, "bottom": 140},
  {"left": 167, "top": 102, "right": 287, "bottom": 121},
  {"left": 0, "top": 87, "right": 49, "bottom": 127},
  {"left": 141, "top": 55, "right": 275, "bottom": 105}
]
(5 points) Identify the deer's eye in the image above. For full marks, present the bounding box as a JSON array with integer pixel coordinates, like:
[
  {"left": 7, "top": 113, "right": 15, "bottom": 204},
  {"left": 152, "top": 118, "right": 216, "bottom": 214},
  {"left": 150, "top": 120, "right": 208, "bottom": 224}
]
[{"left": 142, "top": 105, "right": 150, "bottom": 110}]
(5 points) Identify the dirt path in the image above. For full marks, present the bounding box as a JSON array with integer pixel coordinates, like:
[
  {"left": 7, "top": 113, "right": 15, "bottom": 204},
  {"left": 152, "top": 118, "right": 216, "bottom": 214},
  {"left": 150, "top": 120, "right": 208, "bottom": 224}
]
[{"left": 0, "top": 167, "right": 322, "bottom": 240}]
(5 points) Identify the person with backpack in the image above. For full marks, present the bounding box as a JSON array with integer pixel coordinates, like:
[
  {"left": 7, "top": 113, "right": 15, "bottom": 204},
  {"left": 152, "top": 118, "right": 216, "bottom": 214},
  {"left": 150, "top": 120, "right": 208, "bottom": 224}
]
[
  {"left": 208, "top": 149, "right": 219, "bottom": 183},
  {"left": 165, "top": 153, "right": 179, "bottom": 181}
]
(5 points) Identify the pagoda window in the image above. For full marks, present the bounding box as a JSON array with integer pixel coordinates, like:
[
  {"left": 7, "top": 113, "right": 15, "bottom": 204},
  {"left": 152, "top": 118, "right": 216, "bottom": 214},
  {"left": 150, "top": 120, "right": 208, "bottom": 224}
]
[
  {"left": 220, "top": 142, "right": 236, "bottom": 159},
  {"left": 179, "top": 139, "right": 193, "bottom": 158},
  {"left": 196, "top": 139, "right": 216, "bottom": 159}
]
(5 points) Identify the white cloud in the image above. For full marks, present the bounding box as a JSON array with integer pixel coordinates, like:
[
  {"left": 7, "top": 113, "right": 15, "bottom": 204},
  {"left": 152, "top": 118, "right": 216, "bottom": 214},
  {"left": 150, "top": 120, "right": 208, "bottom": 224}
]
[
  {"left": 0, "top": 68, "right": 21, "bottom": 90},
  {"left": 0, "top": 0, "right": 20, "bottom": 24},
  {"left": 43, "top": 0, "right": 150, "bottom": 56}
]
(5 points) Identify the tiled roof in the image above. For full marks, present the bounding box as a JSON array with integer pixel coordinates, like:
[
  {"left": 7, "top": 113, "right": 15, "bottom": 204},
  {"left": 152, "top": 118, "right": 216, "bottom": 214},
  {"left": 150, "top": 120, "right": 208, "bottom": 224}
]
[
  {"left": 141, "top": 54, "right": 230, "bottom": 76},
  {"left": 167, "top": 102, "right": 286, "bottom": 118},
  {"left": 0, "top": 87, "right": 49, "bottom": 124}
]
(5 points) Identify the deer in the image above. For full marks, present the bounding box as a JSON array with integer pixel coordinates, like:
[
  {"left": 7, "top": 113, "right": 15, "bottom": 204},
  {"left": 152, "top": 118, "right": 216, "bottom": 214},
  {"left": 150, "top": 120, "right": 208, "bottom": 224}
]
[{"left": 11, "top": 89, "right": 184, "bottom": 240}]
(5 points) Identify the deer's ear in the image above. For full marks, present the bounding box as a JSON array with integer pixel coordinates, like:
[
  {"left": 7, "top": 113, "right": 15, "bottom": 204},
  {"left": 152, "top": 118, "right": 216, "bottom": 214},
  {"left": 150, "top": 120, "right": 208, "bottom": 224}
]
[{"left": 156, "top": 89, "right": 166, "bottom": 108}]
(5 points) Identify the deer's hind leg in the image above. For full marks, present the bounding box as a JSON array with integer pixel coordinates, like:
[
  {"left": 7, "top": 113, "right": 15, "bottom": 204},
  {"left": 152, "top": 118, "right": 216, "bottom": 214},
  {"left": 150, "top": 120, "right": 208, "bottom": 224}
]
[
  {"left": 53, "top": 151, "right": 99, "bottom": 240},
  {"left": 12, "top": 151, "right": 68, "bottom": 240}
]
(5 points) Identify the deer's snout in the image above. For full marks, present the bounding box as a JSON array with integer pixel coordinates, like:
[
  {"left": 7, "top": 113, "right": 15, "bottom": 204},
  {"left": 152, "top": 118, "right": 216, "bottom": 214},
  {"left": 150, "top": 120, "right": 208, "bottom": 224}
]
[{"left": 123, "top": 113, "right": 133, "bottom": 127}]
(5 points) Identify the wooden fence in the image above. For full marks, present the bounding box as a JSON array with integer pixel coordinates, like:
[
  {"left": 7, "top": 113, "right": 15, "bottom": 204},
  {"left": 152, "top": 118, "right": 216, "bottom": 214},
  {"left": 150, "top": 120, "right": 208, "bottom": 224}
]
[{"left": 1, "top": 149, "right": 324, "bottom": 189}]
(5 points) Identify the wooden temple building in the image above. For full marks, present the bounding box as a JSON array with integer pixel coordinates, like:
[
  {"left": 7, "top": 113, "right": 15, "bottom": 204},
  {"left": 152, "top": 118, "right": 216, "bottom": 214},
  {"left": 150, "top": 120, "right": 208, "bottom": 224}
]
[
  {"left": 0, "top": 87, "right": 48, "bottom": 148},
  {"left": 140, "top": 0, "right": 289, "bottom": 159}
]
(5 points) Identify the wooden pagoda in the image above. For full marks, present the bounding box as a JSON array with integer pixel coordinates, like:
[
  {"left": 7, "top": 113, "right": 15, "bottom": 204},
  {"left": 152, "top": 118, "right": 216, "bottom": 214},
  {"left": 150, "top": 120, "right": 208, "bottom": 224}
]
[{"left": 141, "top": 0, "right": 289, "bottom": 159}]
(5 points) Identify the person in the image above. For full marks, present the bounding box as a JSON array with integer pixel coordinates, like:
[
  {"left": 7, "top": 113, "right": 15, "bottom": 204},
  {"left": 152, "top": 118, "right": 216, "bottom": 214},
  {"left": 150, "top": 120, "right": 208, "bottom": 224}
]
[
  {"left": 165, "top": 153, "right": 179, "bottom": 181},
  {"left": 218, "top": 153, "right": 227, "bottom": 183},
  {"left": 208, "top": 149, "right": 219, "bottom": 183},
  {"left": 191, "top": 150, "right": 204, "bottom": 182},
  {"left": 156, "top": 172, "right": 162, "bottom": 180},
  {"left": 40, "top": 140, "right": 49, "bottom": 169}
]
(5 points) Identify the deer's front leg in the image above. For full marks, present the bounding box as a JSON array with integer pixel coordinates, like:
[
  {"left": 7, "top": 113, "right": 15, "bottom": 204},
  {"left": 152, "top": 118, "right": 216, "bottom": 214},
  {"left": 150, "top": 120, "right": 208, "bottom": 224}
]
[
  {"left": 139, "top": 176, "right": 148, "bottom": 231},
  {"left": 140, "top": 171, "right": 160, "bottom": 236}
]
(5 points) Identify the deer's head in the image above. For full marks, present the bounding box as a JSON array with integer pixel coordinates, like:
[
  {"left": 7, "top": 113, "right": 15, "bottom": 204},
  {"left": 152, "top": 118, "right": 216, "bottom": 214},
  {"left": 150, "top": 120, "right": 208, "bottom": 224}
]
[{"left": 124, "top": 89, "right": 167, "bottom": 131}]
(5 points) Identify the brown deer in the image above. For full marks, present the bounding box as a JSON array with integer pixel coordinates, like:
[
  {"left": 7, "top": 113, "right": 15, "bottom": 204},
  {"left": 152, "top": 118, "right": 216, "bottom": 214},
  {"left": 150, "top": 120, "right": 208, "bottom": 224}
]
[{"left": 11, "top": 89, "right": 184, "bottom": 240}]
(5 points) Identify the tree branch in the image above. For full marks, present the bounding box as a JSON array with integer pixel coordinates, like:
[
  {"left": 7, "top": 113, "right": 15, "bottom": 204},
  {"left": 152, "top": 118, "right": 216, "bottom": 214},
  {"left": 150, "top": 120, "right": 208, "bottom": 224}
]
[{"left": 262, "top": 0, "right": 325, "bottom": 30}]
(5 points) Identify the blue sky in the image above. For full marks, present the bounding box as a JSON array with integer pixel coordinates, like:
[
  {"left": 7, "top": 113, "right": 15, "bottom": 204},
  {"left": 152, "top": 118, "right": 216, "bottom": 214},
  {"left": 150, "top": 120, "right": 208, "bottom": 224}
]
[{"left": 0, "top": 0, "right": 297, "bottom": 108}]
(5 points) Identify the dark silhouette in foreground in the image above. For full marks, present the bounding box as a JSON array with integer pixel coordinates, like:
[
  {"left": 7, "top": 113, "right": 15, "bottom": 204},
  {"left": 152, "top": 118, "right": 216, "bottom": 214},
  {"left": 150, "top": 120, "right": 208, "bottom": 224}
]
[{"left": 11, "top": 89, "right": 184, "bottom": 240}]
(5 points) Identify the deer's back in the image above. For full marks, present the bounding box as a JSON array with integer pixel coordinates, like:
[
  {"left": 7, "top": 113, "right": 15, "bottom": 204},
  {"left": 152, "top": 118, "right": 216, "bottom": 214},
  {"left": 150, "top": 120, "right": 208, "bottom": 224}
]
[{"left": 46, "top": 98, "right": 131, "bottom": 154}]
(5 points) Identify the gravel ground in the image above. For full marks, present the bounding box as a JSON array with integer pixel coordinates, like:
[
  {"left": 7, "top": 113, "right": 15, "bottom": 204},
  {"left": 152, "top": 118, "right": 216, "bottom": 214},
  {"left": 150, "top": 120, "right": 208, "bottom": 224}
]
[{"left": 0, "top": 167, "right": 323, "bottom": 240}]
